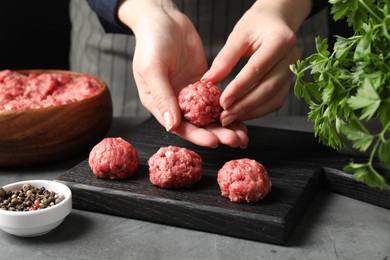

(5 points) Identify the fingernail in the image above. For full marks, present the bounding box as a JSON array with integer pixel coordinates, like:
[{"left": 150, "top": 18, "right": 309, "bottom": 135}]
[
  {"left": 240, "top": 143, "right": 248, "bottom": 149},
  {"left": 163, "top": 111, "right": 173, "bottom": 131},
  {"left": 221, "top": 114, "right": 237, "bottom": 127},
  {"left": 222, "top": 98, "right": 235, "bottom": 110},
  {"left": 201, "top": 72, "right": 209, "bottom": 81}
]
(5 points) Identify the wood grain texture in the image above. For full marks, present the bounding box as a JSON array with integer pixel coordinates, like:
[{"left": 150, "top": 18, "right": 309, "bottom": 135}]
[
  {"left": 323, "top": 167, "right": 390, "bottom": 209},
  {"left": 0, "top": 70, "right": 113, "bottom": 167},
  {"left": 56, "top": 117, "right": 389, "bottom": 244}
]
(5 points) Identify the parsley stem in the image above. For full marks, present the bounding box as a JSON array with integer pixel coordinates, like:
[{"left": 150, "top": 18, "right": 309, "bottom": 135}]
[
  {"left": 369, "top": 134, "right": 380, "bottom": 164},
  {"left": 367, "top": 160, "right": 387, "bottom": 190},
  {"left": 383, "top": 16, "right": 390, "bottom": 40},
  {"left": 366, "top": 135, "right": 385, "bottom": 188},
  {"left": 379, "top": 120, "right": 390, "bottom": 143},
  {"left": 359, "top": 0, "right": 382, "bottom": 21}
]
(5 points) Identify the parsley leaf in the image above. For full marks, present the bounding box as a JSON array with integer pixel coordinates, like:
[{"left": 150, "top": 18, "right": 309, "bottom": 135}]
[
  {"left": 290, "top": 0, "right": 390, "bottom": 189},
  {"left": 348, "top": 78, "right": 381, "bottom": 120},
  {"left": 339, "top": 116, "right": 374, "bottom": 152}
]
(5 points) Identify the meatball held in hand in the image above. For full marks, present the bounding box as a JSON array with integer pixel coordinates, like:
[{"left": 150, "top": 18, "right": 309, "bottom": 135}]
[
  {"left": 178, "top": 81, "right": 222, "bottom": 126},
  {"left": 89, "top": 137, "right": 139, "bottom": 179},
  {"left": 217, "top": 158, "right": 272, "bottom": 203},
  {"left": 148, "top": 146, "right": 203, "bottom": 188}
]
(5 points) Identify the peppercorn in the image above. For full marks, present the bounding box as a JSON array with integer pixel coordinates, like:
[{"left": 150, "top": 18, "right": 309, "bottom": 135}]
[
  {"left": 0, "top": 184, "right": 65, "bottom": 212},
  {"left": 22, "top": 183, "right": 32, "bottom": 192},
  {"left": 0, "top": 188, "right": 6, "bottom": 198}
]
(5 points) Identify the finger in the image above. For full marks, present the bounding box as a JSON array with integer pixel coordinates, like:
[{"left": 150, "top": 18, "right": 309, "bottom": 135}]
[
  {"left": 220, "top": 32, "right": 295, "bottom": 110},
  {"left": 224, "top": 121, "right": 250, "bottom": 148},
  {"left": 201, "top": 33, "right": 249, "bottom": 84},
  {"left": 173, "top": 122, "right": 219, "bottom": 148},
  {"left": 222, "top": 78, "right": 292, "bottom": 122},
  {"left": 135, "top": 66, "right": 182, "bottom": 132},
  {"left": 204, "top": 122, "right": 249, "bottom": 148},
  {"left": 203, "top": 125, "right": 241, "bottom": 148},
  {"left": 221, "top": 47, "right": 300, "bottom": 124}
]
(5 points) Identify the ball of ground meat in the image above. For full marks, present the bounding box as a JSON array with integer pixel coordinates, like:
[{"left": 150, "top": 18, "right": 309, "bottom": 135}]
[
  {"left": 217, "top": 158, "right": 272, "bottom": 203},
  {"left": 148, "top": 146, "right": 203, "bottom": 188},
  {"left": 178, "top": 81, "right": 222, "bottom": 126},
  {"left": 89, "top": 137, "right": 139, "bottom": 179}
]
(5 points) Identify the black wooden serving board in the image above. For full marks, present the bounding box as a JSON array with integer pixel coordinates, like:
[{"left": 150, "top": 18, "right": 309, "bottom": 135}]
[{"left": 56, "top": 117, "right": 388, "bottom": 245}]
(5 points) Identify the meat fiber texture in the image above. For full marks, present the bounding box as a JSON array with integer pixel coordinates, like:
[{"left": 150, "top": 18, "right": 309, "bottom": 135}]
[
  {"left": 148, "top": 146, "right": 203, "bottom": 188},
  {"left": 89, "top": 137, "right": 139, "bottom": 179},
  {"left": 217, "top": 158, "right": 272, "bottom": 203},
  {"left": 0, "top": 70, "right": 103, "bottom": 110},
  {"left": 178, "top": 81, "right": 222, "bottom": 126}
]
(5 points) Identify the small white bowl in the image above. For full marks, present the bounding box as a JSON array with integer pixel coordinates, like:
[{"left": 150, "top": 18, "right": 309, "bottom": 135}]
[{"left": 0, "top": 180, "right": 72, "bottom": 237}]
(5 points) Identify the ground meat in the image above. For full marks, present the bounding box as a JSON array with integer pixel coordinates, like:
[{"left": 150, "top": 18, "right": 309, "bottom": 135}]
[
  {"left": 0, "top": 70, "right": 103, "bottom": 110},
  {"left": 148, "top": 146, "right": 203, "bottom": 188},
  {"left": 178, "top": 81, "right": 222, "bottom": 126},
  {"left": 217, "top": 158, "right": 272, "bottom": 203},
  {"left": 89, "top": 137, "right": 139, "bottom": 179}
]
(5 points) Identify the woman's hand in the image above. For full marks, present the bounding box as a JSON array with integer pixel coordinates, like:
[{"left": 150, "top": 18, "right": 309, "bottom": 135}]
[{"left": 202, "top": 0, "right": 312, "bottom": 126}]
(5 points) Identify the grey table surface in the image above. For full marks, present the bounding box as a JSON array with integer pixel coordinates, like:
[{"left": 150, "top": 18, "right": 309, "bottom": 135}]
[{"left": 0, "top": 116, "right": 389, "bottom": 260}]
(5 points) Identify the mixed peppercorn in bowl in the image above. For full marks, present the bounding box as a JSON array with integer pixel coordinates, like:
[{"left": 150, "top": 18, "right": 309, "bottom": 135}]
[{"left": 0, "top": 180, "right": 72, "bottom": 237}]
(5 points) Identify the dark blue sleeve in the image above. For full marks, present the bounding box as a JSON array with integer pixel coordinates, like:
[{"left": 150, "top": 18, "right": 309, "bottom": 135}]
[{"left": 86, "top": 0, "right": 132, "bottom": 34}]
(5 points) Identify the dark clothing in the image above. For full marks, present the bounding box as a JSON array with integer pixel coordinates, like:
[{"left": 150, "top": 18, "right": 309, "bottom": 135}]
[
  {"left": 86, "top": 0, "right": 329, "bottom": 34},
  {"left": 86, "top": 0, "right": 130, "bottom": 34}
]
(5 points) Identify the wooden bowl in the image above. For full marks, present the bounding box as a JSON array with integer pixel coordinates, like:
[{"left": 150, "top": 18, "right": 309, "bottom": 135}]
[{"left": 0, "top": 70, "right": 113, "bottom": 167}]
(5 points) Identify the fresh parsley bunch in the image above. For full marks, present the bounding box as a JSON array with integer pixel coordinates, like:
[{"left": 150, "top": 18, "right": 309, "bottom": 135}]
[{"left": 290, "top": 0, "right": 389, "bottom": 189}]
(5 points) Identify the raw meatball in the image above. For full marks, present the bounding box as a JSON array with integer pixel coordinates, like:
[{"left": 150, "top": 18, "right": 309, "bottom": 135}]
[
  {"left": 148, "top": 146, "right": 202, "bottom": 188},
  {"left": 89, "top": 137, "right": 139, "bottom": 179},
  {"left": 217, "top": 158, "right": 271, "bottom": 203},
  {"left": 178, "top": 81, "right": 222, "bottom": 126}
]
